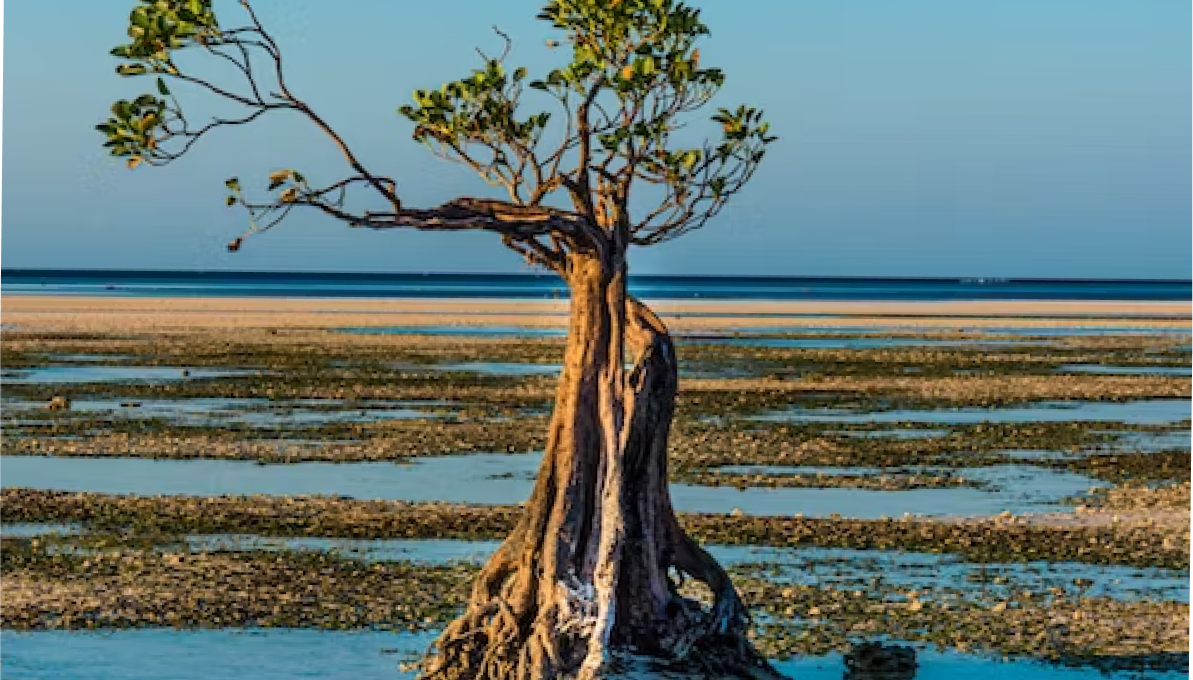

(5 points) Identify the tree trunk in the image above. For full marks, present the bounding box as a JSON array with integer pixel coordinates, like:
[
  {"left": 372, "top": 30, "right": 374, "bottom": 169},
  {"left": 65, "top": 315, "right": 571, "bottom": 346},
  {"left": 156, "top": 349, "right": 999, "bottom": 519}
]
[{"left": 421, "top": 254, "right": 778, "bottom": 680}]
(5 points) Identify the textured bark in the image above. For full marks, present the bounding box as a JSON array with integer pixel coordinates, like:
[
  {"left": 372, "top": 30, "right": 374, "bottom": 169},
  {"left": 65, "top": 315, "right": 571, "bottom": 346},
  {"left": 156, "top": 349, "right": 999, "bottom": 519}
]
[{"left": 420, "top": 254, "right": 777, "bottom": 680}]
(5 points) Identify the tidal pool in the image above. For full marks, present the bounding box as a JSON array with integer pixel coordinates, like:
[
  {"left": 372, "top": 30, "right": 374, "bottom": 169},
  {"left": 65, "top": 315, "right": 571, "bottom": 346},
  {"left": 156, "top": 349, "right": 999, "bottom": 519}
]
[
  {"left": 704, "top": 464, "right": 1106, "bottom": 506},
  {"left": 832, "top": 428, "right": 951, "bottom": 439},
  {"left": 0, "top": 365, "right": 261, "bottom": 385},
  {"left": 0, "top": 453, "right": 1105, "bottom": 518},
  {"left": 685, "top": 325, "right": 1190, "bottom": 337},
  {"left": 1100, "top": 430, "right": 1191, "bottom": 452},
  {"left": 0, "top": 629, "right": 1182, "bottom": 680},
  {"left": 418, "top": 362, "right": 562, "bottom": 376},
  {"left": 688, "top": 336, "right": 1034, "bottom": 349},
  {"left": 0, "top": 522, "right": 82, "bottom": 537},
  {"left": 1, "top": 398, "right": 448, "bottom": 426},
  {"left": 174, "top": 536, "right": 1186, "bottom": 603},
  {"left": 1057, "top": 364, "right": 1192, "bottom": 377},
  {"left": 754, "top": 399, "right": 1191, "bottom": 426}
]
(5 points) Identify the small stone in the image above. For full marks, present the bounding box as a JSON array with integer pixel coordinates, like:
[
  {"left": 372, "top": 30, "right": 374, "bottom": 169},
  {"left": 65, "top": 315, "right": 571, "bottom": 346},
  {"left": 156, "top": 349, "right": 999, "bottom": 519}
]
[
  {"left": 46, "top": 396, "right": 71, "bottom": 411},
  {"left": 844, "top": 641, "right": 917, "bottom": 675}
]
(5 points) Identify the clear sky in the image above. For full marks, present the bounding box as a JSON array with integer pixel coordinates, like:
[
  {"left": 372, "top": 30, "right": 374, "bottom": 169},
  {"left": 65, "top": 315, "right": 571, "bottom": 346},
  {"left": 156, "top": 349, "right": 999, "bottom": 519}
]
[{"left": 3, "top": 0, "right": 1189, "bottom": 278}]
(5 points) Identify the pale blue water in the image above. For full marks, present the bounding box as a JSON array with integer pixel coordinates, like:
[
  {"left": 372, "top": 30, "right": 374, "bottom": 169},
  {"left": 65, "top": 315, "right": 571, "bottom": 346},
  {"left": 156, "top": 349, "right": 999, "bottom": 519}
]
[
  {"left": 161, "top": 536, "right": 1185, "bottom": 603},
  {"left": 1057, "top": 364, "right": 1191, "bottom": 376},
  {"left": 753, "top": 399, "right": 1191, "bottom": 426},
  {"left": 1102, "top": 430, "right": 1191, "bottom": 452},
  {"left": 0, "top": 522, "right": 82, "bottom": 537},
  {"left": 691, "top": 336, "right": 1035, "bottom": 349},
  {"left": 0, "top": 629, "right": 1183, "bottom": 679},
  {"left": 0, "top": 366, "right": 261, "bottom": 384},
  {"left": 0, "top": 454, "right": 1105, "bottom": 518},
  {"left": 2, "top": 397, "right": 446, "bottom": 426},
  {"left": 833, "top": 428, "right": 952, "bottom": 439}
]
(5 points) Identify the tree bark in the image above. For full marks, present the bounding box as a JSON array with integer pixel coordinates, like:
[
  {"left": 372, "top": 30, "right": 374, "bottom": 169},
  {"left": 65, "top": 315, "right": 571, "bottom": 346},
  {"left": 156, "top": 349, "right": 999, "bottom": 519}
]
[{"left": 421, "top": 254, "right": 778, "bottom": 680}]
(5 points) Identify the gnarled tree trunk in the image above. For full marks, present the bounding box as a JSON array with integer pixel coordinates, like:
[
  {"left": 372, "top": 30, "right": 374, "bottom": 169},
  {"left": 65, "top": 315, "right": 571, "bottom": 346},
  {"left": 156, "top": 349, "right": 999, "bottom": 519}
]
[{"left": 422, "top": 253, "right": 777, "bottom": 680}]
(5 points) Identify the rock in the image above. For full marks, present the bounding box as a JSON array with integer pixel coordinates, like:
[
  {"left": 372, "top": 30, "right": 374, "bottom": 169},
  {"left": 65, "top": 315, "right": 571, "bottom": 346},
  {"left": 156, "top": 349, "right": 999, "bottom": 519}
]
[
  {"left": 844, "top": 641, "right": 918, "bottom": 679},
  {"left": 46, "top": 396, "right": 71, "bottom": 411}
]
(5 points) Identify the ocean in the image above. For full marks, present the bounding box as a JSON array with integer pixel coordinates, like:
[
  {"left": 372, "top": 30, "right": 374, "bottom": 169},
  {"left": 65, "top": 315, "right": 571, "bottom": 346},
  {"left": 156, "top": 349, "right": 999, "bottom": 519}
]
[{"left": 1, "top": 269, "right": 1189, "bottom": 302}]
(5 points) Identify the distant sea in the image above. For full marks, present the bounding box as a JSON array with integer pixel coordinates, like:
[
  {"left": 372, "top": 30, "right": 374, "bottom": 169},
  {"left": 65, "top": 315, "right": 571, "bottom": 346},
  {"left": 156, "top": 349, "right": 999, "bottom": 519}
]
[{"left": 2, "top": 269, "right": 1190, "bottom": 302}]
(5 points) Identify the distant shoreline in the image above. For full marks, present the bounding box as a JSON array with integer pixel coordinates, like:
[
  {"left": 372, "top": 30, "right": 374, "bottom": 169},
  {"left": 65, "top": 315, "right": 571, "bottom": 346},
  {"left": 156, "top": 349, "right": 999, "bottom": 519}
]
[{"left": 3, "top": 269, "right": 1190, "bottom": 304}]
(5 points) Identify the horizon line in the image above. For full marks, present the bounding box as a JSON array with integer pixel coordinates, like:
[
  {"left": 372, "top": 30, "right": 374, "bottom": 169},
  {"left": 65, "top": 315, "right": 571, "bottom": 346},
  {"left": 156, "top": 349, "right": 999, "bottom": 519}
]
[{"left": 2, "top": 267, "right": 1190, "bottom": 285}]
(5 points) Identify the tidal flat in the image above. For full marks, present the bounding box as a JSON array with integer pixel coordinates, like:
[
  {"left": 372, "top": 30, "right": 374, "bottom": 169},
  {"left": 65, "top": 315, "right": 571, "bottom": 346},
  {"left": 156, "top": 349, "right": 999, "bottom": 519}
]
[{"left": 0, "top": 296, "right": 1189, "bottom": 676}]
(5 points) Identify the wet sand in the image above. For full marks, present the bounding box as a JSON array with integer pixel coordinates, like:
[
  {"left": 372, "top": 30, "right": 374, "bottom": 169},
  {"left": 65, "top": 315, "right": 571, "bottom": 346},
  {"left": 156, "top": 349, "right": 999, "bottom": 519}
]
[{"left": 3, "top": 294, "right": 1189, "bottom": 331}]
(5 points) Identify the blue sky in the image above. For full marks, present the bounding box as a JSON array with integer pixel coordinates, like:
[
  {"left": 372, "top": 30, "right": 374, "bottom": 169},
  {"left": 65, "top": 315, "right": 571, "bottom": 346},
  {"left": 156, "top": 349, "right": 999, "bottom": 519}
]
[{"left": 3, "top": 0, "right": 1189, "bottom": 278}]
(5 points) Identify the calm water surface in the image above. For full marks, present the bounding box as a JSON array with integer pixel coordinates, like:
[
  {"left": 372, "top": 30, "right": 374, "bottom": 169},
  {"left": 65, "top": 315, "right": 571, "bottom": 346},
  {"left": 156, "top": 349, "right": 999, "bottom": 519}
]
[
  {"left": 0, "top": 454, "right": 1105, "bottom": 518},
  {"left": 753, "top": 399, "right": 1191, "bottom": 426},
  {"left": 0, "top": 366, "right": 260, "bottom": 384},
  {"left": 0, "top": 629, "right": 1183, "bottom": 680}
]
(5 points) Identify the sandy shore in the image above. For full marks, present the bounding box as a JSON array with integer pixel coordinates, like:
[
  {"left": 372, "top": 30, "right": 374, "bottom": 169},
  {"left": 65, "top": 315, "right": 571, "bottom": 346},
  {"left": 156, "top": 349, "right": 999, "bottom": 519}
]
[{"left": 3, "top": 294, "right": 1189, "bottom": 332}]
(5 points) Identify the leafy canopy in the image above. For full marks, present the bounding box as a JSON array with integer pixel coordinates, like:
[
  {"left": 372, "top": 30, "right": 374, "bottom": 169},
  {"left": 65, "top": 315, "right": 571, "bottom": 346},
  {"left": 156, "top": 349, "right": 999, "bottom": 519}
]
[{"left": 98, "top": 0, "right": 774, "bottom": 250}]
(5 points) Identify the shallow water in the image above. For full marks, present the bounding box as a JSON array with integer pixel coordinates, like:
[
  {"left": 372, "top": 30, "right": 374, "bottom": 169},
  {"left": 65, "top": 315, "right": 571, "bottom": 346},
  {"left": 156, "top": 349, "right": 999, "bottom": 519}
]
[
  {"left": 1057, "top": 364, "right": 1192, "bottom": 376},
  {"left": 754, "top": 399, "right": 1191, "bottom": 426},
  {"left": 46, "top": 353, "right": 136, "bottom": 363},
  {"left": 726, "top": 546, "right": 1189, "bottom": 602},
  {"left": 427, "top": 361, "right": 561, "bottom": 376},
  {"left": 174, "top": 535, "right": 1186, "bottom": 603},
  {"left": 706, "top": 463, "right": 1107, "bottom": 503},
  {"left": 0, "top": 522, "right": 82, "bottom": 537},
  {"left": 0, "top": 453, "right": 1104, "bottom": 518},
  {"left": 1, "top": 397, "right": 447, "bottom": 426},
  {"left": 832, "top": 428, "right": 952, "bottom": 439},
  {"left": 996, "top": 449, "right": 1082, "bottom": 462},
  {"left": 1100, "top": 430, "right": 1191, "bottom": 452},
  {"left": 713, "top": 465, "right": 902, "bottom": 477},
  {"left": 0, "top": 629, "right": 1182, "bottom": 679},
  {"left": 688, "top": 325, "right": 1191, "bottom": 337},
  {"left": 690, "top": 336, "right": 1036, "bottom": 349},
  {"left": 0, "top": 365, "right": 261, "bottom": 384}
]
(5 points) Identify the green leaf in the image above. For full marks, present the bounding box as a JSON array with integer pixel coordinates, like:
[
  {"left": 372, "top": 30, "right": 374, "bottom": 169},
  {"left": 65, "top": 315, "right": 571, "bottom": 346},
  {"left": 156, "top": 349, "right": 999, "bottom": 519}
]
[
  {"left": 225, "top": 195, "right": 237, "bottom": 206},
  {"left": 113, "top": 100, "right": 133, "bottom": 120},
  {"left": 156, "top": 78, "right": 170, "bottom": 96},
  {"left": 131, "top": 8, "right": 152, "bottom": 29},
  {"left": 225, "top": 177, "right": 241, "bottom": 192}
]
